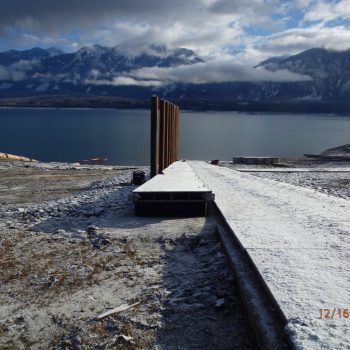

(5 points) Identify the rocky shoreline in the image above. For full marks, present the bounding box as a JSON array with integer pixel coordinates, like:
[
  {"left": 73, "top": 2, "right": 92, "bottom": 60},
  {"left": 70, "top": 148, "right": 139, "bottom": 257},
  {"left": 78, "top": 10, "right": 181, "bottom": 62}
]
[{"left": 0, "top": 152, "right": 37, "bottom": 162}]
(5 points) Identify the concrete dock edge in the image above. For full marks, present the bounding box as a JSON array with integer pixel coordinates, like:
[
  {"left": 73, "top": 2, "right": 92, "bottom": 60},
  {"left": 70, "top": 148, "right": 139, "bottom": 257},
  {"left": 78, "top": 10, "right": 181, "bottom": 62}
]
[{"left": 212, "top": 203, "right": 296, "bottom": 350}]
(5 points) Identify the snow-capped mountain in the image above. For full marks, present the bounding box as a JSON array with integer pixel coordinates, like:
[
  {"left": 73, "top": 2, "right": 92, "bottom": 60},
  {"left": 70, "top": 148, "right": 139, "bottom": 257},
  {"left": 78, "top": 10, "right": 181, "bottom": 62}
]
[
  {"left": 1, "top": 46, "right": 350, "bottom": 109},
  {"left": 257, "top": 48, "right": 350, "bottom": 101},
  {"left": 0, "top": 45, "right": 203, "bottom": 89},
  {"left": 0, "top": 47, "right": 63, "bottom": 66}
]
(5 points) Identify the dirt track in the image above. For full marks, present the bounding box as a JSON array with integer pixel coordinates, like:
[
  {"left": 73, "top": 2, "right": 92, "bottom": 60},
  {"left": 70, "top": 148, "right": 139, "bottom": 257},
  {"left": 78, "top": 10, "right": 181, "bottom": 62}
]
[{"left": 0, "top": 166, "right": 137, "bottom": 205}]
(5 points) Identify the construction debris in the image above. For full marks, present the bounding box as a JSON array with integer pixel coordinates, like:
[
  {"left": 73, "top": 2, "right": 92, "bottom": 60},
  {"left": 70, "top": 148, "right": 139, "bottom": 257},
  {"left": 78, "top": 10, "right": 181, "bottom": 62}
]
[{"left": 97, "top": 302, "right": 141, "bottom": 319}]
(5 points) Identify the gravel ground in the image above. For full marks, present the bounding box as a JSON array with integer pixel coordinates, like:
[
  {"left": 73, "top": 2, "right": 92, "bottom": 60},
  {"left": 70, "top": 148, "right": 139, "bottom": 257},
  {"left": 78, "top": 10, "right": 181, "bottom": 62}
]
[
  {"left": 220, "top": 159, "right": 350, "bottom": 199},
  {"left": 0, "top": 160, "right": 257, "bottom": 350},
  {"left": 248, "top": 171, "right": 350, "bottom": 199}
]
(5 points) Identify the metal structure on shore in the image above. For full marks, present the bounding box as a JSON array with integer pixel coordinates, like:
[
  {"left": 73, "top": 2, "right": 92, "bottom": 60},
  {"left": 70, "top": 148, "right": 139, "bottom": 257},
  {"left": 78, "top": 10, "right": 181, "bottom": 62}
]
[
  {"left": 132, "top": 98, "right": 213, "bottom": 217},
  {"left": 150, "top": 96, "right": 179, "bottom": 177}
]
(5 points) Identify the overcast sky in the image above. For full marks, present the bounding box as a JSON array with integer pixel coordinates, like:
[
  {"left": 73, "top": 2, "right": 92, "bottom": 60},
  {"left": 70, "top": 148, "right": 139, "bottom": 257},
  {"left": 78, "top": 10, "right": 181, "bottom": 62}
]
[
  {"left": 1, "top": 0, "right": 350, "bottom": 61},
  {"left": 0, "top": 0, "right": 349, "bottom": 84}
]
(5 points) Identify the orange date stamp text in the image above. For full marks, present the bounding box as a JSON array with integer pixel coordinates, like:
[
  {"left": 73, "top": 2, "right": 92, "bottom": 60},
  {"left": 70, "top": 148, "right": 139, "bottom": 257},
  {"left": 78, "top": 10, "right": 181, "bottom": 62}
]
[{"left": 319, "top": 308, "right": 349, "bottom": 319}]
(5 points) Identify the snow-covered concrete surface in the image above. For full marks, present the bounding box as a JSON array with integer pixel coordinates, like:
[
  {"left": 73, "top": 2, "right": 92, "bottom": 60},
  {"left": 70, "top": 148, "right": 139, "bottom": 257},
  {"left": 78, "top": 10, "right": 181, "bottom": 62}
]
[
  {"left": 189, "top": 161, "right": 350, "bottom": 350},
  {"left": 133, "top": 161, "right": 211, "bottom": 193},
  {"left": 237, "top": 168, "right": 350, "bottom": 172}
]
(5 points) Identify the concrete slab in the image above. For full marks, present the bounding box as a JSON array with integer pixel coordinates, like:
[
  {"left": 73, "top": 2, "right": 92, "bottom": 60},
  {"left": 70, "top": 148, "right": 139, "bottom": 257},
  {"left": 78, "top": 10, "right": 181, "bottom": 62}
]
[
  {"left": 226, "top": 218, "right": 350, "bottom": 249},
  {"left": 133, "top": 161, "right": 211, "bottom": 193},
  {"left": 189, "top": 161, "right": 350, "bottom": 350},
  {"left": 132, "top": 161, "right": 213, "bottom": 216},
  {"left": 237, "top": 168, "right": 350, "bottom": 172},
  {"left": 247, "top": 247, "right": 350, "bottom": 350}
]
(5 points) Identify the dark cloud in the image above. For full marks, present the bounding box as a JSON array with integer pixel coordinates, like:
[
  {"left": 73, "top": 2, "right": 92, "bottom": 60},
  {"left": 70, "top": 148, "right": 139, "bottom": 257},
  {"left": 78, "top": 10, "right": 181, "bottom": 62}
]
[
  {"left": 0, "top": 0, "right": 199, "bottom": 32},
  {"left": 209, "top": 0, "right": 270, "bottom": 15},
  {"left": 1, "top": 0, "right": 349, "bottom": 73}
]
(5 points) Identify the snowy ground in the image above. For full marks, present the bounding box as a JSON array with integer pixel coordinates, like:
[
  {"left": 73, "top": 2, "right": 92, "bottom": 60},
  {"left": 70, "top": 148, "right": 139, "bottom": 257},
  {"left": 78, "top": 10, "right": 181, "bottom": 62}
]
[
  {"left": 0, "top": 160, "right": 257, "bottom": 349},
  {"left": 221, "top": 159, "right": 350, "bottom": 199},
  {"left": 190, "top": 161, "right": 350, "bottom": 350},
  {"left": 246, "top": 171, "right": 350, "bottom": 199},
  {"left": 3, "top": 157, "right": 349, "bottom": 349}
]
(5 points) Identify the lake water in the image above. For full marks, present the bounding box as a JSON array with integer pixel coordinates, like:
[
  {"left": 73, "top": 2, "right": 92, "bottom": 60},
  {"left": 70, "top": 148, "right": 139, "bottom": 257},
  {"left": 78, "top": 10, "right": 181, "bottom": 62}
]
[{"left": 1, "top": 108, "right": 350, "bottom": 165}]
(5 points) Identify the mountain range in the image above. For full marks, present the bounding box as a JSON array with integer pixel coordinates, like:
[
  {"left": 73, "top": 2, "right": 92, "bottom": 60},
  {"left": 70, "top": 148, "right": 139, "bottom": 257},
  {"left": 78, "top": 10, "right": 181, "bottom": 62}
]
[{"left": 1, "top": 45, "right": 350, "bottom": 111}]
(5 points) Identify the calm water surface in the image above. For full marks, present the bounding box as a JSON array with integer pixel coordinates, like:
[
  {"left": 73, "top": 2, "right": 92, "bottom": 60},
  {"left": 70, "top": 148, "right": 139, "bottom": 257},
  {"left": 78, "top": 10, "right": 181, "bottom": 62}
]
[{"left": 1, "top": 108, "right": 350, "bottom": 165}]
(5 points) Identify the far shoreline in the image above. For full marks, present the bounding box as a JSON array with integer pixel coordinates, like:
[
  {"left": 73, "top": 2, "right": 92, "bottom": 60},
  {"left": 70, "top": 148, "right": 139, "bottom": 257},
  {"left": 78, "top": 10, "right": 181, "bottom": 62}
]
[
  {"left": 0, "top": 105, "right": 349, "bottom": 117},
  {"left": 1, "top": 96, "right": 350, "bottom": 114}
]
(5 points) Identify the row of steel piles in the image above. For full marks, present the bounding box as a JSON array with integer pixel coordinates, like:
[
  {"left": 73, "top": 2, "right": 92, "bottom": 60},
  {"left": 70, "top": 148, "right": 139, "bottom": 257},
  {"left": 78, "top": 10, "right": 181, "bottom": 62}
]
[{"left": 150, "top": 96, "right": 180, "bottom": 177}]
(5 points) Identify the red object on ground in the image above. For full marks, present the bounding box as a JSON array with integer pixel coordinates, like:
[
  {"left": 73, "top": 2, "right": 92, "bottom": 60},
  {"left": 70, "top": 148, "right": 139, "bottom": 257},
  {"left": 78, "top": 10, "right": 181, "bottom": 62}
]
[{"left": 78, "top": 157, "right": 108, "bottom": 164}]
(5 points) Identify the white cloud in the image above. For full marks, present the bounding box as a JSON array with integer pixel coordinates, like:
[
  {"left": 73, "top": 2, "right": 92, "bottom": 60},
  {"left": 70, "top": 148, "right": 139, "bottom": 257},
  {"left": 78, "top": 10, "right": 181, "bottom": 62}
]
[
  {"left": 304, "top": 0, "right": 350, "bottom": 23},
  {"left": 133, "top": 60, "right": 311, "bottom": 83},
  {"left": 0, "top": 64, "right": 27, "bottom": 81},
  {"left": 11, "top": 60, "right": 38, "bottom": 71},
  {"left": 295, "top": 0, "right": 313, "bottom": 9},
  {"left": 86, "top": 59, "right": 311, "bottom": 86},
  {"left": 251, "top": 23, "right": 350, "bottom": 58},
  {"left": 80, "top": 9, "right": 246, "bottom": 57},
  {"left": 0, "top": 0, "right": 288, "bottom": 58},
  {"left": 0, "top": 60, "right": 38, "bottom": 82},
  {"left": 85, "top": 76, "right": 163, "bottom": 87},
  {"left": 11, "top": 70, "right": 26, "bottom": 81},
  {"left": 0, "top": 0, "right": 350, "bottom": 75},
  {"left": 0, "top": 66, "right": 10, "bottom": 80}
]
